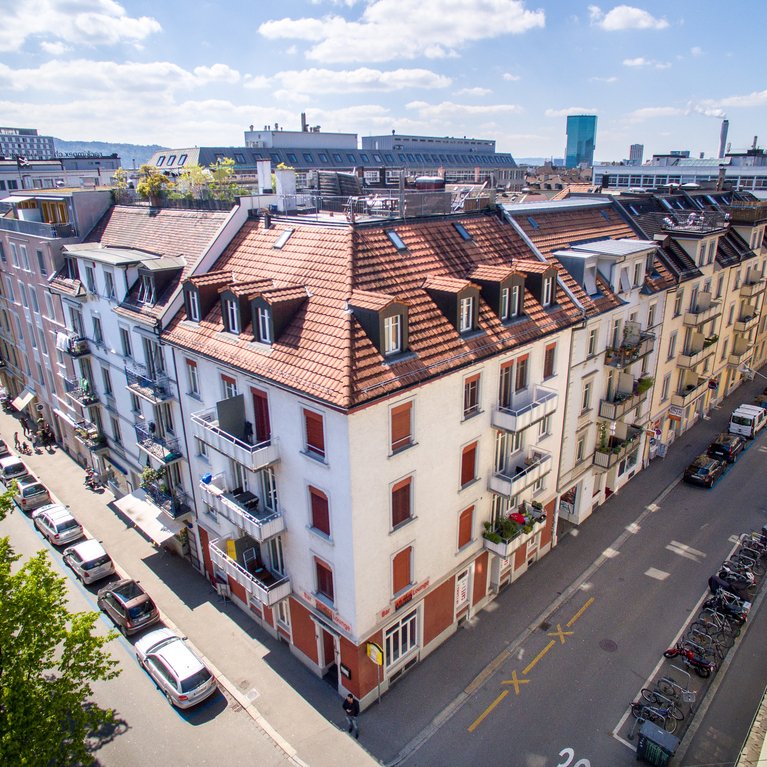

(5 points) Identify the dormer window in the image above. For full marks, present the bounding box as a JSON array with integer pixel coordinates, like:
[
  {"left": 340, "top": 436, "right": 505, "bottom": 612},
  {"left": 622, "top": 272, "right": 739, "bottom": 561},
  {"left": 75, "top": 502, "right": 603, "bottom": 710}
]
[
  {"left": 187, "top": 290, "right": 200, "bottom": 322},
  {"left": 226, "top": 299, "right": 240, "bottom": 335},
  {"left": 384, "top": 314, "right": 401, "bottom": 355},
  {"left": 542, "top": 276, "right": 553, "bottom": 307},
  {"left": 500, "top": 288, "right": 510, "bottom": 320},
  {"left": 459, "top": 296, "right": 474, "bottom": 332},
  {"left": 257, "top": 307, "right": 271, "bottom": 343},
  {"left": 510, "top": 284, "right": 521, "bottom": 317},
  {"left": 137, "top": 275, "right": 155, "bottom": 305}
]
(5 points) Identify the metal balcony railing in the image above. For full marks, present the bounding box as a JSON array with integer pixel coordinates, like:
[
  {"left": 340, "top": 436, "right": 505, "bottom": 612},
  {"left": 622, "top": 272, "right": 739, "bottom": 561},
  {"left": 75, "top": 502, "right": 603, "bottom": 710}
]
[
  {"left": 144, "top": 482, "right": 192, "bottom": 518},
  {"left": 125, "top": 363, "right": 174, "bottom": 402},
  {"left": 0, "top": 218, "right": 76, "bottom": 238},
  {"left": 64, "top": 376, "right": 98, "bottom": 406},
  {"left": 593, "top": 428, "right": 641, "bottom": 469},
  {"left": 661, "top": 210, "right": 729, "bottom": 233},
  {"left": 134, "top": 424, "right": 182, "bottom": 463}
]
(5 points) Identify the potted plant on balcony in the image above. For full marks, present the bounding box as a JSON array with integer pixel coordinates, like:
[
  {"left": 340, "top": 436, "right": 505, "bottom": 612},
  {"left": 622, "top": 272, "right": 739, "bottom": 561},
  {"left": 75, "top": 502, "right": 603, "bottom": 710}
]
[
  {"left": 140, "top": 465, "right": 164, "bottom": 490},
  {"left": 634, "top": 376, "right": 654, "bottom": 395},
  {"left": 703, "top": 334, "right": 719, "bottom": 348}
]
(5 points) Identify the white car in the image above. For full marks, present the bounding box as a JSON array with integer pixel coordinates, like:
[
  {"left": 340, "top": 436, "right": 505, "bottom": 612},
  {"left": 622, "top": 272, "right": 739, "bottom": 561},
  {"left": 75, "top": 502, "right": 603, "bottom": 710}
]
[
  {"left": 135, "top": 628, "right": 217, "bottom": 709},
  {"left": 62, "top": 539, "right": 115, "bottom": 584},
  {"left": 32, "top": 504, "right": 83, "bottom": 546}
]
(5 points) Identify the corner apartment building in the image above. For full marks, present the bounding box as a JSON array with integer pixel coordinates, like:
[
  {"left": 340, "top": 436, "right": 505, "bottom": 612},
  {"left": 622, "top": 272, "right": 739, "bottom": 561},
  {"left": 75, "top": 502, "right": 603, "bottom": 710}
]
[
  {"left": 162, "top": 209, "right": 582, "bottom": 706},
  {"left": 0, "top": 156, "right": 121, "bottom": 194}
]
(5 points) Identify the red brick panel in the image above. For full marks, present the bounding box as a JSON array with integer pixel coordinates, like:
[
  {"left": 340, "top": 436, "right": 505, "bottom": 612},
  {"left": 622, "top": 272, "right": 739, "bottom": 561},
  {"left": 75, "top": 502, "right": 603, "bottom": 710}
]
[
  {"left": 289, "top": 598, "right": 319, "bottom": 664},
  {"left": 472, "top": 551, "right": 489, "bottom": 606},
  {"left": 197, "top": 525, "right": 213, "bottom": 580},
  {"left": 423, "top": 577, "right": 455, "bottom": 646}
]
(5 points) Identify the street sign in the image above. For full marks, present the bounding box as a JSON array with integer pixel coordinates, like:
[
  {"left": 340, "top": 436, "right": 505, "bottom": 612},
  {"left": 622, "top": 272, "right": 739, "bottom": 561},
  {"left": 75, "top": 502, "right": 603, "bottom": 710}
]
[{"left": 366, "top": 642, "right": 384, "bottom": 666}]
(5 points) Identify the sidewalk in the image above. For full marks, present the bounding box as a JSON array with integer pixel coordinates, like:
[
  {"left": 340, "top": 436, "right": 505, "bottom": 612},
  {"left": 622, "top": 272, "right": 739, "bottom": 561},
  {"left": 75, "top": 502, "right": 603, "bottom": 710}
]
[{"left": 0, "top": 413, "right": 377, "bottom": 767}]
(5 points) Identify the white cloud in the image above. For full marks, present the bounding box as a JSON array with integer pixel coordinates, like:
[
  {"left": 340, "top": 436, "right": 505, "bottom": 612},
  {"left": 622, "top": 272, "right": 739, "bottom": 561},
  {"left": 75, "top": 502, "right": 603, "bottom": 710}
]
[
  {"left": 545, "top": 107, "right": 597, "bottom": 117},
  {"left": 243, "top": 75, "right": 273, "bottom": 90},
  {"left": 590, "top": 76, "right": 617, "bottom": 82},
  {"left": 623, "top": 57, "right": 671, "bottom": 69},
  {"left": 405, "top": 100, "right": 524, "bottom": 119},
  {"left": 269, "top": 67, "right": 451, "bottom": 94},
  {"left": 193, "top": 64, "right": 240, "bottom": 84},
  {"left": 0, "top": 0, "right": 161, "bottom": 52},
  {"left": 259, "top": 0, "right": 545, "bottom": 62},
  {"left": 453, "top": 87, "right": 492, "bottom": 96},
  {"left": 625, "top": 106, "right": 684, "bottom": 121},
  {"left": 691, "top": 46, "right": 703, "bottom": 56},
  {"left": 286, "top": 45, "right": 298, "bottom": 54},
  {"left": 40, "top": 41, "right": 72, "bottom": 54},
  {"left": 503, "top": 73, "right": 521, "bottom": 81},
  {"left": 588, "top": 4, "right": 669, "bottom": 31},
  {"left": 272, "top": 89, "right": 311, "bottom": 102}
]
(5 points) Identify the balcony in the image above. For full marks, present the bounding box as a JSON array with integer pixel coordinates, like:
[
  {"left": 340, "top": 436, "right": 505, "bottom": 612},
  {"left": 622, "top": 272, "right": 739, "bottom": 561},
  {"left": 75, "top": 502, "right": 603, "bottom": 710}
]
[
  {"left": 143, "top": 482, "right": 192, "bottom": 519},
  {"left": 73, "top": 420, "right": 108, "bottom": 454},
  {"left": 134, "top": 423, "right": 182, "bottom": 464},
  {"left": 599, "top": 388, "right": 650, "bottom": 421},
  {"left": 198, "top": 473, "right": 285, "bottom": 542},
  {"left": 490, "top": 385, "right": 558, "bottom": 433},
  {"left": 727, "top": 201, "right": 767, "bottom": 225},
  {"left": 604, "top": 333, "right": 655, "bottom": 370},
  {"left": 190, "top": 406, "right": 280, "bottom": 471},
  {"left": 64, "top": 376, "right": 99, "bottom": 407},
  {"left": 729, "top": 337, "right": 754, "bottom": 367},
  {"left": 55, "top": 332, "right": 91, "bottom": 358},
  {"left": 734, "top": 313, "right": 759, "bottom": 333},
  {"left": 741, "top": 279, "right": 766, "bottom": 299},
  {"left": 487, "top": 450, "right": 552, "bottom": 499},
  {"left": 483, "top": 510, "right": 547, "bottom": 559},
  {"left": 677, "top": 337, "right": 718, "bottom": 369},
  {"left": 661, "top": 210, "right": 729, "bottom": 235},
  {"left": 593, "top": 426, "right": 641, "bottom": 470},
  {"left": 125, "top": 363, "right": 174, "bottom": 403},
  {"left": 671, "top": 377, "right": 708, "bottom": 408},
  {"left": 0, "top": 217, "right": 76, "bottom": 239},
  {"left": 683, "top": 297, "right": 722, "bottom": 328},
  {"left": 209, "top": 537, "right": 291, "bottom": 607}
]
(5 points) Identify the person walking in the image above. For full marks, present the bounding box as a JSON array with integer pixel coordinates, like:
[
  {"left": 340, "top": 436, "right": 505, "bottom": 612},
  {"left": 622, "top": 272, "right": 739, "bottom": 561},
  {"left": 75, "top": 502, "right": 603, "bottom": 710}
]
[
  {"left": 13, "top": 432, "right": 19, "bottom": 450},
  {"left": 342, "top": 693, "right": 359, "bottom": 739}
]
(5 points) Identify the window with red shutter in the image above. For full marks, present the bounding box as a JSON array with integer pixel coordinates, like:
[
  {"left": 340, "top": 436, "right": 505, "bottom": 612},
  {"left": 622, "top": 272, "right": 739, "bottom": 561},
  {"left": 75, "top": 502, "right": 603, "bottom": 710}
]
[
  {"left": 309, "top": 487, "right": 330, "bottom": 536},
  {"left": 391, "top": 477, "right": 412, "bottom": 527},
  {"left": 460, "top": 442, "right": 477, "bottom": 487},
  {"left": 458, "top": 506, "right": 474, "bottom": 549},
  {"left": 315, "top": 559, "right": 334, "bottom": 602},
  {"left": 543, "top": 344, "right": 556, "bottom": 379},
  {"left": 304, "top": 409, "right": 325, "bottom": 459},
  {"left": 252, "top": 388, "right": 271, "bottom": 444},
  {"left": 392, "top": 547, "right": 412, "bottom": 595},
  {"left": 391, "top": 401, "right": 412, "bottom": 452}
]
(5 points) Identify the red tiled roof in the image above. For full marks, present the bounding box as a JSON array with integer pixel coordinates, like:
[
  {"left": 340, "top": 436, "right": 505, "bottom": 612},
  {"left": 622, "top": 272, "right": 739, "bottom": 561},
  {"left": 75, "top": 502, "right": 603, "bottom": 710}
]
[
  {"left": 226, "top": 278, "right": 274, "bottom": 297},
  {"left": 466, "top": 264, "right": 514, "bottom": 282},
  {"left": 190, "top": 270, "right": 233, "bottom": 287},
  {"left": 349, "top": 289, "right": 397, "bottom": 311},
  {"left": 514, "top": 259, "right": 555, "bottom": 275},
  {"left": 422, "top": 275, "right": 474, "bottom": 293},
  {"left": 260, "top": 285, "right": 309, "bottom": 303}
]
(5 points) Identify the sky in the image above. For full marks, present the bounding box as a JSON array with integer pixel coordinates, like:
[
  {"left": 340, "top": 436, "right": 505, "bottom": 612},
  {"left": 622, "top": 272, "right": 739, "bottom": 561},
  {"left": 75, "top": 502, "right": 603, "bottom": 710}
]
[{"left": 1, "top": 0, "right": 766, "bottom": 163}]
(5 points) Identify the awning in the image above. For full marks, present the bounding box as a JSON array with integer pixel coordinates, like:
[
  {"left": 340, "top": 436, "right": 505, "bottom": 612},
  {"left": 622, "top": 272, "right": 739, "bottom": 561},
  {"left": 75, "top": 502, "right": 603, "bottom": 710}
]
[
  {"left": 0, "top": 196, "right": 34, "bottom": 204},
  {"left": 53, "top": 407, "right": 78, "bottom": 428},
  {"left": 113, "top": 489, "right": 186, "bottom": 546},
  {"left": 12, "top": 388, "right": 35, "bottom": 411}
]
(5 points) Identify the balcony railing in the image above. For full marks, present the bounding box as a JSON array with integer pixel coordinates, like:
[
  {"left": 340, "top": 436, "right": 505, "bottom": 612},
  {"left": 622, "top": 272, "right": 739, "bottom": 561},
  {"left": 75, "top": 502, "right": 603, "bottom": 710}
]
[
  {"left": 143, "top": 482, "right": 192, "bottom": 519},
  {"left": 198, "top": 473, "right": 285, "bottom": 542},
  {"left": 490, "top": 385, "right": 558, "bottom": 433},
  {"left": 683, "top": 301, "right": 722, "bottom": 327},
  {"left": 64, "top": 376, "right": 99, "bottom": 406},
  {"left": 487, "top": 451, "right": 552, "bottom": 499},
  {"left": 0, "top": 217, "right": 76, "bottom": 238},
  {"left": 671, "top": 377, "right": 708, "bottom": 408},
  {"left": 593, "top": 427, "right": 641, "bottom": 470},
  {"left": 483, "top": 514, "right": 547, "bottom": 559},
  {"left": 727, "top": 201, "right": 767, "bottom": 225},
  {"left": 125, "top": 363, "right": 174, "bottom": 403},
  {"left": 134, "top": 424, "right": 182, "bottom": 464},
  {"left": 661, "top": 210, "right": 729, "bottom": 234},
  {"left": 73, "top": 421, "right": 108, "bottom": 453},
  {"left": 209, "top": 538, "right": 291, "bottom": 607},
  {"left": 734, "top": 314, "right": 759, "bottom": 333},
  {"left": 604, "top": 334, "right": 655, "bottom": 370},
  {"left": 190, "top": 407, "right": 280, "bottom": 471},
  {"left": 740, "top": 279, "right": 766, "bottom": 299},
  {"left": 55, "top": 332, "right": 91, "bottom": 358},
  {"left": 598, "top": 390, "right": 649, "bottom": 420},
  {"left": 677, "top": 338, "right": 717, "bottom": 369}
]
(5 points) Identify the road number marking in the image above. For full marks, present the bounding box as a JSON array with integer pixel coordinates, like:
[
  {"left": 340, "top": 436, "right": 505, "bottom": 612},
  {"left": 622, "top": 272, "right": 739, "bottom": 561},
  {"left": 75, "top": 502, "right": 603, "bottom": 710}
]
[{"left": 556, "top": 747, "right": 591, "bottom": 767}]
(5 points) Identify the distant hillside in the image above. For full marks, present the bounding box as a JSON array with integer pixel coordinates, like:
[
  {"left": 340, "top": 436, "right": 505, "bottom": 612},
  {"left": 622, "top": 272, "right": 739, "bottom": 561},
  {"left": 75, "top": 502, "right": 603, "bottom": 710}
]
[{"left": 53, "top": 139, "right": 167, "bottom": 167}]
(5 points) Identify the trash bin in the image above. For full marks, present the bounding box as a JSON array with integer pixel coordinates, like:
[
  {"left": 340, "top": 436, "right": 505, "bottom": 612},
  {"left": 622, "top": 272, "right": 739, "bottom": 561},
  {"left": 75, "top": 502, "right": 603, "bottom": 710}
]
[{"left": 636, "top": 720, "right": 680, "bottom": 766}]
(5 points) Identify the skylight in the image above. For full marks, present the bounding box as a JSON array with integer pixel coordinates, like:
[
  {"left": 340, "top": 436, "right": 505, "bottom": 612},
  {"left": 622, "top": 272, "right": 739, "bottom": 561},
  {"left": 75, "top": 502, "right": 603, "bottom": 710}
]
[
  {"left": 526, "top": 216, "right": 540, "bottom": 230},
  {"left": 453, "top": 223, "right": 472, "bottom": 241},
  {"left": 386, "top": 230, "right": 407, "bottom": 250},
  {"left": 600, "top": 210, "right": 611, "bottom": 221},
  {"left": 273, "top": 229, "right": 294, "bottom": 249}
]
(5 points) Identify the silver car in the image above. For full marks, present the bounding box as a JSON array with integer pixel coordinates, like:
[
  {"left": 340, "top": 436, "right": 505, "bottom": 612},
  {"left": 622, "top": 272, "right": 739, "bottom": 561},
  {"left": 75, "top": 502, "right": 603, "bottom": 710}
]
[
  {"left": 14, "top": 477, "right": 51, "bottom": 511},
  {"left": 135, "top": 628, "right": 217, "bottom": 709},
  {"left": 62, "top": 539, "right": 115, "bottom": 584},
  {"left": 32, "top": 504, "right": 83, "bottom": 546}
]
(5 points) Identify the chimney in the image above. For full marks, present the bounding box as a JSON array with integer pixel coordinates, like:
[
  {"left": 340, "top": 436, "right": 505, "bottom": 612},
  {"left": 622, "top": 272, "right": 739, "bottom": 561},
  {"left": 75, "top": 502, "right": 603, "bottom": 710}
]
[
  {"left": 249, "top": 124, "right": 254, "bottom": 132},
  {"left": 753, "top": 136, "right": 759, "bottom": 150},
  {"left": 274, "top": 122, "right": 279, "bottom": 131},
  {"left": 718, "top": 119, "right": 729, "bottom": 158},
  {"left": 301, "top": 112, "right": 307, "bottom": 132},
  {"left": 716, "top": 164, "right": 727, "bottom": 191}
]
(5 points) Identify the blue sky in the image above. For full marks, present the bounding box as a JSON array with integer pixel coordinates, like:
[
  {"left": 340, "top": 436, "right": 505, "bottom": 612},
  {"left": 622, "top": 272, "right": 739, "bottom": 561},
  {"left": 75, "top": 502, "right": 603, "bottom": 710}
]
[{"left": 1, "top": 0, "right": 765, "bottom": 162}]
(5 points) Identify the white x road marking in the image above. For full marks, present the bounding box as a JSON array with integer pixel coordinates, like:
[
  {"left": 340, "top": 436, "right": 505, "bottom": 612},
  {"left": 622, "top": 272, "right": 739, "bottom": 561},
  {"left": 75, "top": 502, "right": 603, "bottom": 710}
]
[{"left": 666, "top": 540, "right": 707, "bottom": 562}]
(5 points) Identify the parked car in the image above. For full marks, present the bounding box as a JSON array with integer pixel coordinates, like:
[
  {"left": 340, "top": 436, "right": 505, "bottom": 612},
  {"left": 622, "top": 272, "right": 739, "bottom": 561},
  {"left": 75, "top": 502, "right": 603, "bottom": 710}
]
[
  {"left": 63, "top": 539, "right": 115, "bottom": 584},
  {"left": 134, "top": 628, "right": 217, "bottom": 708},
  {"left": 729, "top": 404, "right": 767, "bottom": 438},
  {"left": 97, "top": 579, "right": 160, "bottom": 636},
  {"left": 707, "top": 433, "right": 747, "bottom": 463},
  {"left": 683, "top": 454, "right": 727, "bottom": 488},
  {"left": 31, "top": 504, "right": 83, "bottom": 545},
  {"left": 14, "top": 477, "right": 51, "bottom": 511},
  {"left": 0, "top": 455, "right": 28, "bottom": 485},
  {"left": 0, "top": 438, "right": 9, "bottom": 458}
]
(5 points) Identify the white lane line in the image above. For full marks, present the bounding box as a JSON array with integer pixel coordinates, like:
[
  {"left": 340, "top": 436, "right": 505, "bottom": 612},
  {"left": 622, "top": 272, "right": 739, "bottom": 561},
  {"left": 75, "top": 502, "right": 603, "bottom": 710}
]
[
  {"left": 645, "top": 567, "right": 670, "bottom": 580},
  {"left": 669, "top": 541, "right": 706, "bottom": 558}
]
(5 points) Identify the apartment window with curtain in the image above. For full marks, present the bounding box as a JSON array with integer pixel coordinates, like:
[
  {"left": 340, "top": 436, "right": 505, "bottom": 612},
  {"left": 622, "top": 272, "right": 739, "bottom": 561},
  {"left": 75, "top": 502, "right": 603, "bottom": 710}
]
[
  {"left": 303, "top": 409, "right": 325, "bottom": 460},
  {"left": 315, "top": 558, "right": 334, "bottom": 603},
  {"left": 458, "top": 506, "right": 474, "bottom": 549},
  {"left": 460, "top": 441, "right": 478, "bottom": 487},
  {"left": 392, "top": 546, "right": 412, "bottom": 595},
  {"left": 309, "top": 486, "right": 330, "bottom": 537},
  {"left": 391, "top": 401, "right": 413, "bottom": 452},
  {"left": 391, "top": 476, "right": 412, "bottom": 528}
]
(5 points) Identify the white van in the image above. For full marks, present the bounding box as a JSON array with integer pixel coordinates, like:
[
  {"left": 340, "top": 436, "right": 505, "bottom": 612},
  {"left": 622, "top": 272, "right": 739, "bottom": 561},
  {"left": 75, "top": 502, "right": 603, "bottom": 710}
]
[{"left": 729, "top": 404, "right": 767, "bottom": 438}]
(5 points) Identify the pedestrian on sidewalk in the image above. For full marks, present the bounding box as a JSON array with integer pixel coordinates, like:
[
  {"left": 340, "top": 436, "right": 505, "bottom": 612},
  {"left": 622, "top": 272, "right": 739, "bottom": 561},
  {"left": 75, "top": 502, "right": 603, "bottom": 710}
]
[
  {"left": 20, "top": 416, "right": 28, "bottom": 437},
  {"left": 13, "top": 432, "right": 19, "bottom": 450},
  {"left": 342, "top": 693, "right": 359, "bottom": 739}
]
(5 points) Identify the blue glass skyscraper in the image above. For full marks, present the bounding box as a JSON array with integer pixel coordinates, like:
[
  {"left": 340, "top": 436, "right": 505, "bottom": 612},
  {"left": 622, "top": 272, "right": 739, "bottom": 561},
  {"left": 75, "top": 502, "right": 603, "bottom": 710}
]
[{"left": 565, "top": 115, "right": 597, "bottom": 168}]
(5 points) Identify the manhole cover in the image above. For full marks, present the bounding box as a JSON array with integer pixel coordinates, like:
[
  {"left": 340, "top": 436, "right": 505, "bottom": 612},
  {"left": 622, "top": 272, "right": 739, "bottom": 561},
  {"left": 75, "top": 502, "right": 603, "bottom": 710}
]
[
  {"left": 539, "top": 621, "right": 551, "bottom": 631},
  {"left": 600, "top": 639, "right": 618, "bottom": 652}
]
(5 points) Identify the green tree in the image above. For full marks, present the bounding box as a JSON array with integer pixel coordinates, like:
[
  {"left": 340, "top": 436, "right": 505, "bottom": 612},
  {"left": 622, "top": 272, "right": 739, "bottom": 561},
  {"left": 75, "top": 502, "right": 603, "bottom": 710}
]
[
  {"left": 209, "top": 157, "right": 246, "bottom": 200},
  {"left": 136, "top": 163, "right": 174, "bottom": 203},
  {"left": 0, "top": 537, "right": 121, "bottom": 766},
  {"left": 177, "top": 163, "right": 211, "bottom": 198}
]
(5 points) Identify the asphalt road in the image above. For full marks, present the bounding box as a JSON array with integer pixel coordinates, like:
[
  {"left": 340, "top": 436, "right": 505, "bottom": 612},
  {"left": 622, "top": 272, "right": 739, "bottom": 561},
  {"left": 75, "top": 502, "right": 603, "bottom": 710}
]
[{"left": 0, "top": 506, "right": 291, "bottom": 767}]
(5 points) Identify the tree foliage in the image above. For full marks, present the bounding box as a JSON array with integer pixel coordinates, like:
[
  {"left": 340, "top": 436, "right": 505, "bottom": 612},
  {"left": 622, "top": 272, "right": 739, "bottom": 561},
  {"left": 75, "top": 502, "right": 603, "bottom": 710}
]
[
  {"left": 0, "top": 538, "right": 121, "bottom": 766},
  {"left": 136, "top": 163, "right": 174, "bottom": 201},
  {"left": 0, "top": 481, "right": 14, "bottom": 523}
]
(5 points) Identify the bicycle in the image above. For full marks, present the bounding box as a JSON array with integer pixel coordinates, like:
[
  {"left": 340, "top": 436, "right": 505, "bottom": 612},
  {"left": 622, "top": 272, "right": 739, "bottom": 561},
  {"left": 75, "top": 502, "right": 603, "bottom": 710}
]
[
  {"left": 686, "top": 623, "right": 731, "bottom": 660},
  {"left": 639, "top": 689, "right": 685, "bottom": 721},
  {"left": 630, "top": 703, "right": 677, "bottom": 733},
  {"left": 697, "top": 608, "right": 741, "bottom": 638}
]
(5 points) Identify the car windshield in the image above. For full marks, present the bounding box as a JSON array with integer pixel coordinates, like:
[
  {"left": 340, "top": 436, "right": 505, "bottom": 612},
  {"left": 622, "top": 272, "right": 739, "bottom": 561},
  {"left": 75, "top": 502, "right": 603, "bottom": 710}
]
[
  {"left": 83, "top": 555, "right": 110, "bottom": 570},
  {"left": 23, "top": 484, "right": 46, "bottom": 495},
  {"left": 56, "top": 518, "right": 80, "bottom": 531},
  {"left": 128, "top": 601, "right": 153, "bottom": 619},
  {"left": 180, "top": 668, "right": 211, "bottom": 693},
  {"left": 732, "top": 416, "right": 751, "bottom": 426}
]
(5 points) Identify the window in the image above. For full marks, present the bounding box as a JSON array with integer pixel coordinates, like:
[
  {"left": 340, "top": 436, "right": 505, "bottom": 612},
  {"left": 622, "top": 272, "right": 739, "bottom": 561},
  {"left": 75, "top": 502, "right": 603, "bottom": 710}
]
[
  {"left": 196, "top": 438, "right": 209, "bottom": 460},
  {"left": 539, "top": 414, "right": 552, "bottom": 437},
  {"left": 222, "top": 375, "right": 237, "bottom": 400},
  {"left": 178, "top": 154, "right": 187, "bottom": 166},
  {"left": 275, "top": 600, "right": 290, "bottom": 628},
  {"left": 720, "top": 339, "right": 729, "bottom": 361},
  {"left": 499, "top": 361, "right": 512, "bottom": 409},
  {"left": 258, "top": 307, "right": 271, "bottom": 343},
  {"left": 309, "top": 487, "right": 330, "bottom": 536},
  {"left": 102, "top": 367, "right": 113, "bottom": 397},
  {"left": 647, "top": 304, "right": 656, "bottom": 329},
  {"left": 453, "top": 223, "right": 472, "bottom": 241},
  {"left": 85, "top": 265, "right": 96, "bottom": 293},
  {"left": 0, "top": 243, "right": 4, "bottom": 264},
  {"left": 3, "top": 277, "right": 13, "bottom": 303},
  {"left": 500, "top": 288, "right": 510, "bottom": 320},
  {"left": 156, "top": 156, "right": 165, "bottom": 166},
  {"left": 315, "top": 559, "right": 334, "bottom": 603},
  {"left": 587, "top": 328, "right": 597, "bottom": 357},
  {"left": 104, "top": 271, "right": 115, "bottom": 299},
  {"left": 515, "top": 356, "right": 528, "bottom": 391},
  {"left": 715, "top": 275, "right": 724, "bottom": 299},
  {"left": 188, "top": 291, "right": 200, "bottom": 322},
  {"left": 303, "top": 409, "right": 325, "bottom": 460},
  {"left": 459, "top": 296, "right": 473, "bottom": 332},
  {"left": 391, "top": 476, "right": 412, "bottom": 527},
  {"left": 458, "top": 506, "right": 474, "bottom": 549},
  {"left": 261, "top": 467, "right": 278, "bottom": 511},
  {"left": 130, "top": 393, "right": 141, "bottom": 414},
  {"left": 119, "top": 327, "right": 132, "bottom": 358},
  {"left": 542, "top": 277, "right": 553, "bottom": 307},
  {"left": 386, "top": 230, "right": 406, "bottom": 250},
  {"left": 19, "top": 245, "right": 29, "bottom": 271},
  {"left": 186, "top": 359, "right": 199, "bottom": 396},
  {"left": 543, "top": 344, "right": 556, "bottom": 379},
  {"left": 110, "top": 416, "right": 122, "bottom": 444},
  {"left": 460, "top": 442, "right": 477, "bottom": 487},
  {"left": 36, "top": 249, "right": 46, "bottom": 276},
  {"left": 384, "top": 314, "right": 401, "bottom": 355},
  {"left": 392, "top": 547, "right": 412, "bottom": 595},
  {"left": 391, "top": 401, "right": 412, "bottom": 452},
  {"left": 667, "top": 332, "right": 677, "bottom": 360},
  {"left": 575, "top": 437, "right": 584, "bottom": 462},
  {"left": 581, "top": 380, "right": 592, "bottom": 412},
  {"left": 385, "top": 610, "right": 417, "bottom": 668},
  {"left": 661, "top": 373, "right": 671, "bottom": 401},
  {"left": 727, "top": 303, "right": 735, "bottom": 326},
  {"left": 611, "top": 318, "right": 621, "bottom": 348},
  {"left": 28, "top": 286, "right": 39, "bottom": 315},
  {"left": 17, "top": 282, "right": 27, "bottom": 308},
  {"left": 9, "top": 243, "right": 18, "bottom": 267},
  {"left": 633, "top": 262, "right": 642, "bottom": 287},
  {"left": 303, "top": 153, "right": 313, "bottom": 163},
  {"left": 225, "top": 300, "right": 240, "bottom": 334},
  {"left": 511, "top": 284, "right": 521, "bottom": 318},
  {"left": 273, "top": 229, "right": 293, "bottom": 249},
  {"left": 44, "top": 291, "right": 54, "bottom": 319},
  {"left": 137, "top": 275, "right": 155, "bottom": 305},
  {"left": 673, "top": 292, "right": 683, "bottom": 316},
  {"left": 463, "top": 374, "right": 480, "bottom": 417},
  {"left": 93, "top": 316, "right": 103, "bottom": 345},
  {"left": 318, "top": 153, "right": 328, "bottom": 163}
]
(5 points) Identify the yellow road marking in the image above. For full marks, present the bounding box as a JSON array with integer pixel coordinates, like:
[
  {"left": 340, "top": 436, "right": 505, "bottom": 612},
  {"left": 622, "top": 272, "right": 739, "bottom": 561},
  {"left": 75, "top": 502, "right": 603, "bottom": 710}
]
[
  {"left": 566, "top": 597, "right": 594, "bottom": 627},
  {"left": 501, "top": 669, "right": 530, "bottom": 694},
  {"left": 523, "top": 640, "right": 555, "bottom": 675},
  {"left": 548, "top": 624, "right": 574, "bottom": 644},
  {"left": 468, "top": 690, "right": 508, "bottom": 732}
]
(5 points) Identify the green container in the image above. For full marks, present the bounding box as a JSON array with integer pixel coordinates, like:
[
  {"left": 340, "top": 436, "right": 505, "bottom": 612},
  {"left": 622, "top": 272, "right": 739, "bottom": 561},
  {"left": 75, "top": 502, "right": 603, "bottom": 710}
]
[{"left": 637, "top": 720, "right": 680, "bottom": 766}]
